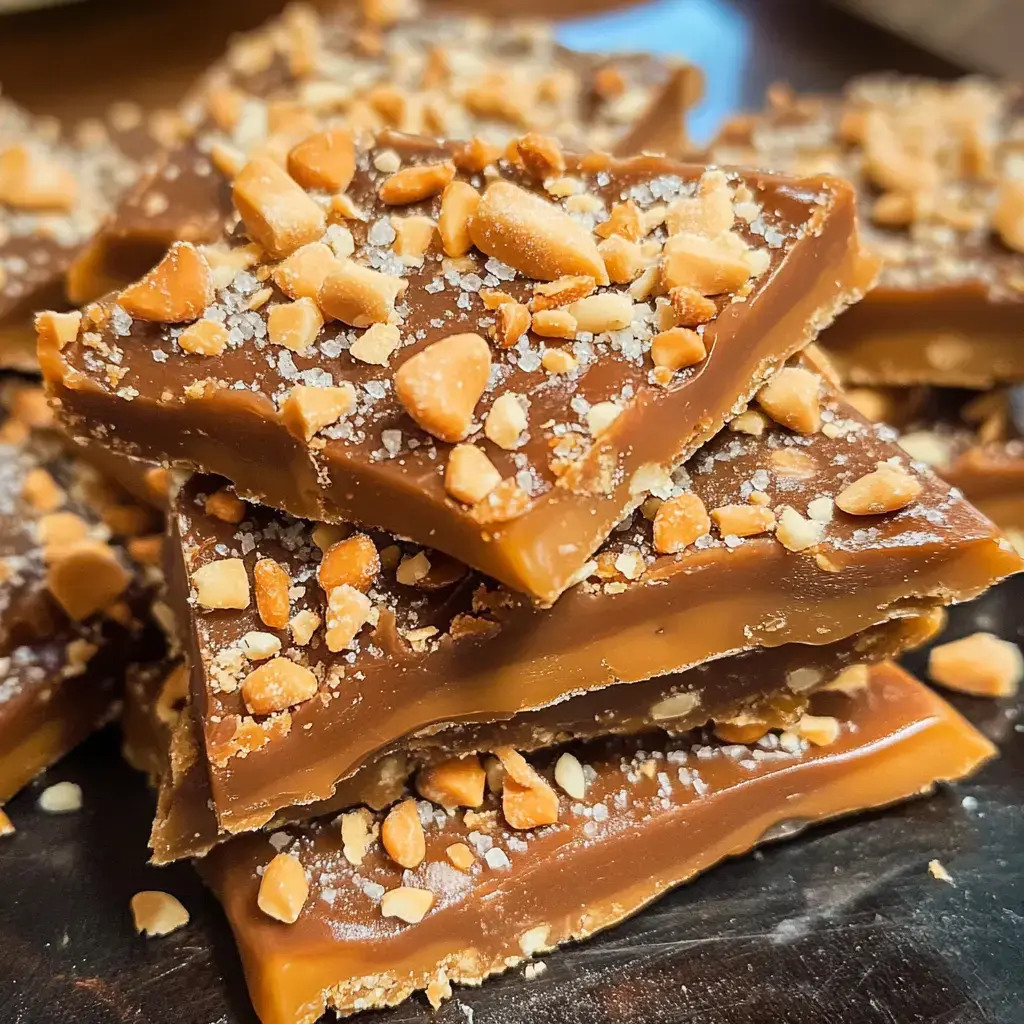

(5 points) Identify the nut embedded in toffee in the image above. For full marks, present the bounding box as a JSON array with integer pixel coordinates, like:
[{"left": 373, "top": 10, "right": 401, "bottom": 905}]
[{"left": 44, "top": 128, "right": 874, "bottom": 603}]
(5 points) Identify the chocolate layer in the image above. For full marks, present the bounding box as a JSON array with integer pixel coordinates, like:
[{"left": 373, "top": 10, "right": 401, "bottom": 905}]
[
  {"left": 143, "top": 611, "right": 940, "bottom": 862},
  {"left": 67, "top": 0, "right": 700, "bottom": 303},
  {"left": 0, "top": 97, "right": 182, "bottom": 371},
  {"left": 0, "top": 385, "right": 162, "bottom": 801},
  {"left": 44, "top": 129, "right": 871, "bottom": 603},
  {"left": 712, "top": 77, "right": 1024, "bottom": 387},
  {"left": 165, "top": 367, "right": 1018, "bottom": 837},
  {"left": 200, "top": 663, "right": 995, "bottom": 1024}
]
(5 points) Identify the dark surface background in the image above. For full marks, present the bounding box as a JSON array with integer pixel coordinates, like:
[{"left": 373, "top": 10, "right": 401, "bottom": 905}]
[{"left": 1, "top": 1, "right": 1022, "bottom": 1022}]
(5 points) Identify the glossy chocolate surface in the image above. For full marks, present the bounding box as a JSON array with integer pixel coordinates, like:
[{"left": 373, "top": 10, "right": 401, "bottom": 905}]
[
  {"left": 166, "top": 371, "right": 1019, "bottom": 837},
  {"left": 201, "top": 663, "right": 995, "bottom": 1024},
  {"left": 46, "top": 130, "right": 868, "bottom": 602},
  {"left": 712, "top": 77, "right": 1024, "bottom": 387}
]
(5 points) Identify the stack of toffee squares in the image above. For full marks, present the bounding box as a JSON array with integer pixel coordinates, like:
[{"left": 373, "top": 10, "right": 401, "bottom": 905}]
[{"left": 0, "top": 3, "right": 1020, "bottom": 1022}]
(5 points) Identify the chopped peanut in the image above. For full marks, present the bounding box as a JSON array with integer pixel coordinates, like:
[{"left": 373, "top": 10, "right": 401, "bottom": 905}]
[
  {"left": 542, "top": 347, "right": 577, "bottom": 374},
  {"left": 22, "top": 467, "right": 64, "bottom": 512},
  {"left": 0, "top": 144, "right": 77, "bottom": 210},
  {"left": 239, "top": 631, "right": 282, "bottom": 661},
  {"left": 490, "top": 301, "right": 531, "bottom": 348},
  {"left": 272, "top": 242, "right": 339, "bottom": 301},
  {"left": 325, "top": 584, "right": 372, "bottom": 651},
  {"left": 380, "top": 886, "right": 433, "bottom": 924},
  {"left": 350, "top": 322, "right": 400, "bottom": 365},
  {"left": 395, "top": 550, "right": 431, "bottom": 586},
  {"left": 586, "top": 401, "right": 622, "bottom": 437},
  {"left": 452, "top": 136, "right": 503, "bottom": 173},
  {"left": 390, "top": 215, "right": 435, "bottom": 265},
  {"left": 267, "top": 298, "right": 324, "bottom": 353},
  {"left": 253, "top": 558, "right": 290, "bottom": 628},
  {"left": 484, "top": 394, "right": 527, "bottom": 450},
  {"left": 287, "top": 129, "right": 355, "bottom": 192},
  {"left": 127, "top": 534, "right": 163, "bottom": 569},
  {"left": 653, "top": 493, "right": 710, "bottom": 553},
  {"left": 130, "top": 891, "right": 190, "bottom": 938},
  {"left": 710, "top": 504, "right": 776, "bottom": 538},
  {"left": 205, "top": 487, "right": 247, "bottom": 524},
  {"left": 288, "top": 609, "right": 321, "bottom": 646},
  {"left": 378, "top": 160, "right": 455, "bottom": 204},
  {"left": 531, "top": 309, "right": 577, "bottom": 339},
  {"left": 495, "top": 747, "right": 559, "bottom": 830},
  {"left": 553, "top": 752, "right": 586, "bottom": 800},
  {"left": 179, "top": 319, "right": 228, "bottom": 356},
  {"left": 994, "top": 180, "right": 1024, "bottom": 253},
  {"left": 510, "top": 133, "right": 565, "bottom": 179},
  {"left": 566, "top": 293, "right": 633, "bottom": 333},
  {"left": 34, "top": 310, "right": 82, "bottom": 352},
  {"left": 665, "top": 170, "right": 734, "bottom": 237},
  {"left": 281, "top": 383, "right": 356, "bottom": 441},
  {"left": 668, "top": 286, "right": 717, "bottom": 326},
  {"left": 595, "top": 200, "right": 643, "bottom": 241},
  {"left": 37, "top": 511, "right": 89, "bottom": 554},
  {"left": 446, "top": 843, "right": 475, "bottom": 871},
  {"left": 416, "top": 756, "right": 486, "bottom": 808},
  {"left": 835, "top": 464, "right": 922, "bottom": 515},
  {"left": 318, "top": 260, "right": 406, "bottom": 326},
  {"left": 381, "top": 798, "right": 425, "bottom": 868},
  {"left": 598, "top": 235, "right": 646, "bottom": 283},
  {"left": 241, "top": 657, "right": 318, "bottom": 715},
  {"left": 928, "top": 632, "right": 1023, "bottom": 698},
  {"left": 47, "top": 541, "right": 130, "bottom": 620},
  {"left": 775, "top": 506, "right": 825, "bottom": 552},
  {"left": 394, "top": 333, "right": 491, "bottom": 442},
  {"left": 729, "top": 409, "right": 768, "bottom": 437},
  {"left": 794, "top": 714, "right": 841, "bottom": 747},
  {"left": 445, "top": 444, "right": 502, "bottom": 505},
  {"left": 118, "top": 242, "right": 213, "bottom": 322},
  {"left": 470, "top": 477, "right": 531, "bottom": 524},
  {"left": 651, "top": 327, "right": 705, "bottom": 373},
  {"left": 192, "top": 557, "right": 250, "bottom": 610},
  {"left": 661, "top": 232, "right": 751, "bottom": 295},
  {"left": 340, "top": 808, "right": 376, "bottom": 866},
  {"left": 532, "top": 275, "right": 596, "bottom": 311},
  {"left": 233, "top": 157, "right": 326, "bottom": 258},
  {"left": 319, "top": 534, "right": 380, "bottom": 592},
  {"left": 469, "top": 181, "right": 609, "bottom": 284},
  {"left": 257, "top": 853, "right": 308, "bottom": 923},
  {"left": 756, "top": 368, "right": 821, "bottom": 434},
  {"left": 438, "top": 181, "right": 480, "bottom": 258}
]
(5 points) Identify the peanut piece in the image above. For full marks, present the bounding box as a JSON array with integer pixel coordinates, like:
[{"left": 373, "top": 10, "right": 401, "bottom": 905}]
[
  {"left": 287, "top": 129, "right": 355, "bottom": 192},
  {"left": 595, "top": 201, "right": 644, "bottom": 242},
  {"left": 380, "top": 886, "right": 433, "bottom": 924},
  {"left": 510, "top": 133, "right": 565, "bottom": 179},
  {"left": 350, "top": 322, "right": 400, "bottom": 365},
  {"left": 469, "top": 181, "right": 609, "bottom": 284},
  {"left": 445, "top": 444, "right": 502, "bottom": 505},
  {"left": 378, "top": 161, "right": 455, "bottom": 204},
  {"left": 289, "top": 608, "right": 320, "bottom": 646},
  {"left": 729, "top": 409, "right": 769, "bottom": 437},
  {"left": 257, "top": 853, "right": 308, "bottom": 923},
  {"left": 254, "top": 557, "right": 290, "bottom": 628},
  {"left": 835, "top": 464, "right": 922, "bottom": 515},
  {"left": 241, "top": 657, "right": 318, "bottom": 715},
  {"left": 756, "top": 368, "right": 821, "bottom": 434},
  {"left": 484, "top": 394, "right": 527, "bottom": 450},
  {"left": 566, "top": 293, "right": 633, "bottom": 333},
  {"left": 0, "top": 144, "right": 77, "bottom": 210},
  {"left": 381, "top": 798, "right": 425, "bottom": 868},
  {"left": 205, "top": 487, "right": 246, "bottom": 524},
  {"left": 994, "top": 180, "right": 1024, "bottom": 253},
  {"left": 38, "top": 511, "right": 89, "bottom": 554},
  {"left": 267, "top": 298, "right": 323, "bottom": 353},
  {"left": 319, "top": 534, "right": 380, "bottom": 592},
  {"left": 446, "top": 843, "right": 475, "bottom": 871},
  {"left": 272, "top": 242, "right": 339, "bottom": 301},
  {"left": 281, "top": 383, "right": 356, "bottom": 441},
  {"left": 531, "top": 309, "right": 577, "bottom": 339},
  {"left": 192, "top": 558, "right": 250, "bottom": 610},
  {"left": 542, "top": 347, "right": 577, "bottom": 374},
  {"left": 395, "top": 333, "right": 491, "bottom": 442},
  {"left": 491, "top": 301, "right": 531, "bottom": 348},
  {"left": 794, "top": 714, "right": 841, "bottom": 747},
  {"left": 710, "top": 504, "right": 776, "bottom": 538},
  {"left": 340, "top": 808, "right": 376, "bottom": 866},
  {"left": 47, "top": 541, "right": 130, "bottom": 620},
  {"left": 438, "top": 181, "right": 480, "bottom": 258},
  {"left": 928, "top": 632, "right": 1023, "bottom": 698},
  {"left": 452, "top": 137, "right": 502, "bottom": 173},
  {"left": 661, "top": 232, "right": 751, "bottom": 296},
  {"left": 651, "top": 327, "right": 705, "bottom": 372},
  {"left": 239, "top": 631, "right": 282, "bottom": 661},
  {"left": 586, "top": 401, "right": 622, "bottom": 437},
  {"left": 34, "top": 310, "right": 81, "bottom": 351},
  {"left": 391, "top": 215, "right": 436, "bottom": 265},
  {"left": 665, "top": 170, "right": 734, "bottom": 237},
  {"left": 668, "top": 286, "right": 717, "bottom": 326},
  {"left": 233, "top": 157, "right": 326, "bottom": 258},
  {"left": 495, "top": 747, "right": 559, "bottom": 830},
  {"left": 553, "top": 752, "right": 585, "bottom": 800},
  {"left": 598, "top": 235, "right": 646, "bottom": 284},
  {"left": 325, "top": 584, "right": 372, "bottom": 651},
  {"left": 130, "top": 891, "right": 190, "bottom": 937},
  {"left": 653, "top": 493, "right": 710, "bottom": 553},
  {"left": 416, "top": 756, "right": 486, "bottom": 808},
  {"left": 775, "top": 506, "right": 826, "bottom": 552},
  {"left": 470, "top": 477, "right": 531, "bottom": 524},
  {"left": 532, "top": 275, "right": 596, "bottom": 311},
  {"left": 179, "top": 319, "right": 228, "bottom": 356},
  {"left": 318, "top": 261, "right": 406, "bottom": 326},
  {"left": 22, "top": 467, "right": 63, "bottom": 512},
  {"left": 118, "top": 242, "right": 213, "bottom": 322}
]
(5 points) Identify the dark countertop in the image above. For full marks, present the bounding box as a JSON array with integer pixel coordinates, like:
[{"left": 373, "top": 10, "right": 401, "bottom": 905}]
[{"left": 1, "top": 1, "right": 1020, "bottom": 1022}]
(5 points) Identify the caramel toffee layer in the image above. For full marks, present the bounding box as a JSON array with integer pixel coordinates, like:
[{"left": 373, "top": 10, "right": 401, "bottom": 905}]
[
  {"left": 68, "top": 0, "right": 700, "bottom": 303},
  {"left": 144, "top": 612, "right": 939, "bottom": 861},
  {"left": 0, "top": 97, "right": 181, "bottom": 372},
  {"left": 712, "top": 76, "right": 1024, "bottom": 387},
  {"left": 164, "top": 366, "right": 1019, "bottom": 837},
  {"left": 44, "top": 128, "right": 870, "bottom": 603},
  {"left": 0, "top": 385, "right": 162, "bottom": 801},
  {"left": 201, "top": 663, "right": 995, "bottom": 1024}
]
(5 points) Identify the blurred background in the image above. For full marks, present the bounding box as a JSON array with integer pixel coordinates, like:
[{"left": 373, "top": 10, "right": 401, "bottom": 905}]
[{"left": 3, "top": 0, "right": 1020, "bottom": 146}]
